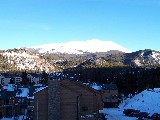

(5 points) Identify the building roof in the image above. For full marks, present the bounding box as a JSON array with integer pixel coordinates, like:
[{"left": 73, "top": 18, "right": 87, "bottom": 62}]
[
  {"left": 27, "top": 73, "right": 41, "bottom": 78},
  {"left": 61, "top": 79, "right": 102, "bottom": 95},
  {"left": 84, "top": 82, "right": 118, "bottom": 91},
  {"left": 0, "top": 84, "right": 48, "bottom": 100}
]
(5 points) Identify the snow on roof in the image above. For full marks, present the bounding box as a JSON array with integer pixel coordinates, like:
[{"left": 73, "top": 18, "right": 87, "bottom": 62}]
[
  {"left": 83, "top": 82, "right": 102, "bottom": 90},
  {"left": 16, "top": 88, "right": 29, "bottom": 97},
  {"left": 119, "top": 88, "right": 160, "bottom": 115},
  {"left": 33, "top": 84, "right": 44, "bottom": 87},
  {"left": 1, "top": 84, "right": 48, "bottom": 99},
  {"left": 3, "top": 84, "right": 15, "bottom": 91},
  {"left": 1, "top": 115, "right": 27, "bottom": 120},
  {"left": 33, "top": 86, "right": 48, "bottom": 94},
  {"left": 91, "top": 84, "right": 102, "bottom": 90},
  {"left": 85, "top": 82, "right": 117, "bottom": 91},
  {"left": 27, "top": 96, "right": 34, "bottom": 99}
]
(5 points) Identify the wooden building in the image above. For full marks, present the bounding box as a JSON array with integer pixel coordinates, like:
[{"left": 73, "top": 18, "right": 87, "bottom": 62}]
[
  {"left": 33, "top": 79, "right": 103, "bottom": 120},
  {"left": 101, "top": 84, "right": 118, "bottom": 108},
  {"left": 60, "top": 79, "right": 103, "bottom": 120},
  {"left": 0, "top": 74, "right": 11, "bottom": 85}
]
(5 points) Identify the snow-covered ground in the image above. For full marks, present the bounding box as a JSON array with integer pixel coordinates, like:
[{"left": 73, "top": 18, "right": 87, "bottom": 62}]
[
  {"left": 100, "top": 88, "right": 160, "bottom": 120},
  {"left": 100, "top": 108, "right": 137, "bottom": 120},
  {"left": 1, "top": 115, "right": 27, "bottom": 120},
  {"left": 119, "top": 88, "right": 160, "bottom": 115}
]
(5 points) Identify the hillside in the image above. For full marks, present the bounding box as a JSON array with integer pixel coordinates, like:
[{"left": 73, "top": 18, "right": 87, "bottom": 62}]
[
  {"left": 125, "top": 49, "right": 160, "bottom": 67},
  {"left": 23, "top": 40, "right": 160, "bottom": 70},
  {"left": 119, "top": 88, "right": 160, "bottom": 115},
  {"left": 44, "top": 49, "right": 160, "bottom": 70},
  {"left": 100, "top": 88, "right": 160, "bottom": 120},
  {"left": 0, "top": 45, "right": 160, "bottom": 73},
  {"left": 0, "top": 48, "right": 56, "bottom": 73}
]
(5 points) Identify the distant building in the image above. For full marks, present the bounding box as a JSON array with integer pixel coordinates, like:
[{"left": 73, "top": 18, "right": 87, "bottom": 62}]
[
  {"left": 14, "top": 76, "right": 22, "bottom": 84},
  {"left": 27, "top": 73, "right": 41, "bottom": 84},
  {"left": 89, "top": 82, "right": 118, "bottom": 108},
  {"left": 0, "top": 73, "right": 23, "bottom": 85},
  {"left": 0, "top": 84, "right": 46, "bottom": 119},
  {"left": 101, "top": 84, "right": 118, "bottom": 108},
  {"left": 0, "top": 73, "right": 11, "bottom": 85}
]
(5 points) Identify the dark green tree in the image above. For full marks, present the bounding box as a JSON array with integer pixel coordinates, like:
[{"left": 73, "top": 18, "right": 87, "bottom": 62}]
[{"left": 41, "top": 71, "right": 48, "bottom": 84}]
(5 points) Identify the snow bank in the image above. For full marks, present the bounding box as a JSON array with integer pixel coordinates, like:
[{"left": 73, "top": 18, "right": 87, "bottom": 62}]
[{"left": 119, "top": 88, "right": 160, "bottom": 115}]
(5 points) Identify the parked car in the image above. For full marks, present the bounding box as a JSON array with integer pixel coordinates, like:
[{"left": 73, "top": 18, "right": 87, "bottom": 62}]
[
  {"left": 123, "top": 109, "right": 139, "bottom": 116},
  {"left": 98, "top": 113, "right": 107, "bottom": 120},
  {"left": 150, "top": 113, "right": 160, "bottom": 120},
  {"left": 128, "top": 110, "right": 140, "bottom": 117},
  {"left": 137, "top": 112, "right": 150, "bottom": 119}
]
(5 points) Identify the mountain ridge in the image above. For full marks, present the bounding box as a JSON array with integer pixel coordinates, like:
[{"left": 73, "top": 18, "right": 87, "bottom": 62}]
[
  {"left": 28, "top": 39, "right": 131, "bottom": 54},
  {"left": 0, "top": 41, "right": 160, "bottom": 72}
]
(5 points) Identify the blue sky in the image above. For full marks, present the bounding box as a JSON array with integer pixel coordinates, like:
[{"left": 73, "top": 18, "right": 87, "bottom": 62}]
[{"left": 0, "top": 0, "right": 160, "bottom": 52}]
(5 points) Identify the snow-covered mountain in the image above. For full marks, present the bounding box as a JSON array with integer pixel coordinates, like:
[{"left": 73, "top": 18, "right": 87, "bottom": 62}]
[
  {"left": 135, "top": 50, "right": 160, "bottom": 66},
  {"left": 29, "top": 39, "right": 131, "bottom": 54}
]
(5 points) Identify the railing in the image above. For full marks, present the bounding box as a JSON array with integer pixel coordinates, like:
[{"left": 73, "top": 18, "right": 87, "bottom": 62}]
[{"left": 80, "top": 118, "right": 97, "bottom": 120}]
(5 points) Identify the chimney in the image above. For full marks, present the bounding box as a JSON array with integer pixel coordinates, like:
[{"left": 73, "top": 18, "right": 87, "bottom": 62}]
[{"left": 48, "top": 79, "right": 60, "bottom": 120}]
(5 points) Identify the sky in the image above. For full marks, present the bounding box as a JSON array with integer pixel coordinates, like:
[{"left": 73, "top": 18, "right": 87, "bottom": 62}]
[{"left": 0, "top": 0, "right": 160, "bottom": 52}]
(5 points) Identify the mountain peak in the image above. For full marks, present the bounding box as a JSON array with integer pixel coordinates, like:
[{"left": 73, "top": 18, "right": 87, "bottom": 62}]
[{"left": 29, "top": 39, "right": 131, "bottom": 54}]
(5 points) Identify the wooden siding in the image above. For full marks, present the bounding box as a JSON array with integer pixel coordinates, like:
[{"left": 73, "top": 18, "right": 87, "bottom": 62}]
[
  {"left": 60, "top": 85, "right": 79, "bottom": 120},
  {"left": 102, "top": 90, "right": 118, "bottom": 103},
  {"left": 34, "top": 88, "right": 48, "bottom": 120},
  {"left": 61, "top": 79, "right": 103, "bottom": 117},
  {"left": 34, "top": 79, "right": 104, "bottom": 120}
]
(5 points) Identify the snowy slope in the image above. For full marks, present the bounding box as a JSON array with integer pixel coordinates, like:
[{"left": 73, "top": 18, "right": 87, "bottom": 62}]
[
  {"left": 134, "top": 50, "right": 160, "bottom": 66},
  {"left": 119, "top": 88, "right": 160, "bottom": 115},
  {"left": 99, "top": 88, "right": 160, "bottom": 120},
  {"left": 91, "top": 83, "right": 160, "bottom": 115},
  {"left": 29, "top": 39, "right": 131, "bottom": 54}
]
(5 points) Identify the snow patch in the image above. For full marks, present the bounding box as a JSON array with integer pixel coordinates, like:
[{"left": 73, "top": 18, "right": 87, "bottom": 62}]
[
  {"left": 3, "top": 84, "right": 15, "bottom": 91},
  {"left": 29, "top": 39, "right": 131, "bottom": 54},
  {"left": 16, "top": 88, "right": 29, "bottom": 97}
]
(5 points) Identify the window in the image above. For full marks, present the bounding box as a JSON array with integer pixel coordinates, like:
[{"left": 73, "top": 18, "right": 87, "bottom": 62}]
[
  {"left": 112, "top": 95, "right": 118, "bottom": 99},
  {"left": 1, "top": 78, "right": 4, "bottom": 84}
]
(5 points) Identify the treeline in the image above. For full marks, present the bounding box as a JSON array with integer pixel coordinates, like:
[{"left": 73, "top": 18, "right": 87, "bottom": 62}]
[{"left": 64, "top": 67, "right": 160, "bottom": 94}]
